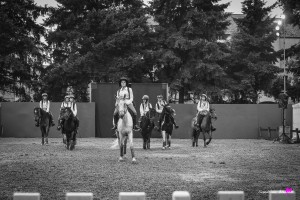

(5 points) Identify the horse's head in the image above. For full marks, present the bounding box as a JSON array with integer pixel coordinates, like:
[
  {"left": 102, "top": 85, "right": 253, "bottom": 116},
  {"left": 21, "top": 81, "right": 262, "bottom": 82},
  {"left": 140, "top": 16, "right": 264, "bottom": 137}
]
[
  {"left": 116, "top": 97, "right": 128, "bottom": 119},
  {"left": 61, "top": 107, "right": 73, "bottom": 120},
  {"left": 146, "top": 108, "right": 156, "bottom": 122},
  {"left": 33, "top": 107, "right": 41, "bottom": 121},
  {"left": 163, "top": 104, "right": 175, "bottom": 116}
]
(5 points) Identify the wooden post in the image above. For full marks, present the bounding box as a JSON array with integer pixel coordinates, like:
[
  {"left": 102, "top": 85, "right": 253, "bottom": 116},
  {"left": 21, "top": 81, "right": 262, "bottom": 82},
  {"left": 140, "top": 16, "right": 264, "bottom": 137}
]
[
  {"left": 172, "top": 191, "right": 191, "bottom": 200},
  {"left": 66, "top": 193, "right": 93, "bottom": 200}
]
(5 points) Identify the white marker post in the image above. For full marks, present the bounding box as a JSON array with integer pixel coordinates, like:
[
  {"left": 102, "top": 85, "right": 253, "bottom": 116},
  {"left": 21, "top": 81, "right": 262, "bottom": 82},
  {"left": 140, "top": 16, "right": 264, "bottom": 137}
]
[
  {"left": 119, "top": 192, "right": 146, "bottom": 200},
  {"left": 172, "top": 191, "right": 191, "bottom": 200},
  {"left": 218, "top": 191, "right": 245, "bottom": 200},
  {"left": 13, "top": 193, "right": 40, "bottom": 200},
  {"left": 66, "top": 192, "right": 93, "bottom": 200},
  {"left": 269, "top": 190, "right": 296, "bottom": 200}
]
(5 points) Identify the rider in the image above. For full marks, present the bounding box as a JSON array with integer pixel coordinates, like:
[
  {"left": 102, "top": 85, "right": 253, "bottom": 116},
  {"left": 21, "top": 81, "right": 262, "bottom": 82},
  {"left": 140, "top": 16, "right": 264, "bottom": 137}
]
[
  {"left": 36, "top": 93, "right": 55, "bottom": 127},
  {"left": 57, "top": 95, "right": 71, "bottom": 131},
  {"left": 112, "top": 77, "right": 140, "bottom": 131},
  {"left": 155, "top": 94, "right": 167, "bottom": 115},
  {"left": 196, "top": 94, "right": 216, "bottom": 131},
  {"left": 69, "top": 94, "right": 79, "bottom": 135},
  {"left": 139, "top": 95, "right": 153, "bottom": 125}
]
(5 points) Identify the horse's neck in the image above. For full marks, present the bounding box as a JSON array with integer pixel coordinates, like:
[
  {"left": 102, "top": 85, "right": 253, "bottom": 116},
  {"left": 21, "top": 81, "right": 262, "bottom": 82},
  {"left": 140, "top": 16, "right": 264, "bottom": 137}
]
[{"left": 201, "top": 115, "right": 211, "bottom": 130}]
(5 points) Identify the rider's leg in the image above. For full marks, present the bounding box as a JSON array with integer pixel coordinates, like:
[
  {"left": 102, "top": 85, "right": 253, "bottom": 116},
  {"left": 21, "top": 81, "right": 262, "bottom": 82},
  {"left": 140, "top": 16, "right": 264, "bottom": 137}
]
[
  {"left": 57, "top": 116, "right": 62, "bottom": 130},
  {"left": 127, "top": 103, "right": 140, "bottom": 130},
  {"left": 49, "top": 112, "right": 55, "bottom": 126},
  {"left": 112, "top": 108, "right": 119, "bottom": 130}
]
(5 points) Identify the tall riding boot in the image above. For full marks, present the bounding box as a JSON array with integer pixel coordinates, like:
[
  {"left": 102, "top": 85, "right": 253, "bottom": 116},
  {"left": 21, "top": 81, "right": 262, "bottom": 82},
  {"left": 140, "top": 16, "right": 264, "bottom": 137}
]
[
  {"left": 132, "top": 114, "right": 140, "bottom": 131},
  {"left": 50, "top": 114, "right": 55, "bottom": 126},
  {"left": 112, "top": 114, "right": 119, "bottom": 130},
  {"left": 57, "top": 119, "right": 62, "bottom": 130}
]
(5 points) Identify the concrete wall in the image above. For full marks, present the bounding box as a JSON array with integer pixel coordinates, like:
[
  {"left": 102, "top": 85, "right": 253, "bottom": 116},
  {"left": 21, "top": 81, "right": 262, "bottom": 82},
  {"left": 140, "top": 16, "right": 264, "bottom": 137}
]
[
  {"left": 1, "top": 102, "right": 95, "bottom": 138},
  {"left": 169, "top": 104, "right": 292, "bottom": 139}
]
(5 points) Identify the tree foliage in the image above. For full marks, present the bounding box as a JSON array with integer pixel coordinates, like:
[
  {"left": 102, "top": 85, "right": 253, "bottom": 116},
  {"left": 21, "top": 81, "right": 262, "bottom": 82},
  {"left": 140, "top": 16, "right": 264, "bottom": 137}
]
[
  {"left": 43, "top": 0, "right": 154, "bottom": 101},
  {"left": 149, "top": 0, "right": 231, "bottom": 103},
  {"left": 227, "top": 0, "right": 280, "bottom": 103},
  {"left": 0, "top": 0, "right": 47, "bottom": 101}
]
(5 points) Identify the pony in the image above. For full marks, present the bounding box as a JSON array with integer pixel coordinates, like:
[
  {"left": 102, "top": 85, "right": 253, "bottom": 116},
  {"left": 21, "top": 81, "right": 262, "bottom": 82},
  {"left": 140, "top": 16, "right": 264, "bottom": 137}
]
[
  {"left": 60, "top": 107, "right": 77, "bottom": 150},
  {"left": 159, "top": 105, "right": 177, "bottom": 149},
  {"left": 140, "top": 108, "right": 156, "bottom": 149},
  {"left": 33, "top": 107, "right": 51, "bottom": 145},
  {"left": 191, "top": 108, "right": 217, "bottom": 147},
  {"left": 115, "top": 97, "right": 137, "bottom": 163}
]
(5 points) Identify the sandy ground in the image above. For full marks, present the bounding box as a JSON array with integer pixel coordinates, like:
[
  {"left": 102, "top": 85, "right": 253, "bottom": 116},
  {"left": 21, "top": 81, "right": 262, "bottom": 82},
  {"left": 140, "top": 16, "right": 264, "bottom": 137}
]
[{"left": 0, "top": 137, "right": 299, "bottom": 200}]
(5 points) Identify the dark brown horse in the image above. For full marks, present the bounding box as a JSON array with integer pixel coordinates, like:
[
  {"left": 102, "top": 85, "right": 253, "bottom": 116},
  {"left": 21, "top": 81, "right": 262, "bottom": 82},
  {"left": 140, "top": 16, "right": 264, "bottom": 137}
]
[
  {"left": 191, "top": 108, "right": 217, "bottom": 147},
  {"left": 34, "top": 107, "right": 51, "bottom": 145},
  {"left": 60, "top": 107, "right": 77, "bottom": 150},
  {"left": 140, "top": 108, "right": 156, "bottom": 149}
]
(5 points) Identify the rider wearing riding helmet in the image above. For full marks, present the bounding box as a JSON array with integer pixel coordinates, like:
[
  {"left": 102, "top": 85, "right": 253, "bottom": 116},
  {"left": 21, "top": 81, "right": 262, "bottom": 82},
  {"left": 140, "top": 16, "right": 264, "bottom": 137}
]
[
  {"left": 57, "top": 95, "right": 71, "bottom": 131},
  {"left": 155, "top": 95, "right": 167, "bottom": 115},
  {"left": 196, "top": 94, "right": 216, "bottom": 131},
  {"left": 69, "top": 94, "right": 79, "bottom": 135},
  {"left": 112, "top": 77, "right": 140, "bottom": 131},
  {"left": 37, "top": 93, "right": 55, "bottom": 127},
  {"left": 140, "top": 95, "right": 152, "bottom": 117}
]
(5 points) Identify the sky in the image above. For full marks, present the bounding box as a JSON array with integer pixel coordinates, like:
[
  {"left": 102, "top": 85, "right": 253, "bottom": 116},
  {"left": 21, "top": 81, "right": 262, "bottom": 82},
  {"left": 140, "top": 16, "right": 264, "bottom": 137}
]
[{"left": 34, "top": 0, "right": 283, "bottom": 17}]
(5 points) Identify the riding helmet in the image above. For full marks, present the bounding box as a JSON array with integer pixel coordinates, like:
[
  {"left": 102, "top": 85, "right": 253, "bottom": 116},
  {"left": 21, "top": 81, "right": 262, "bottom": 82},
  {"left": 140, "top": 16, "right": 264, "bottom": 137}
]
[
  {"left": 65, "top": 95, "right": 70, "bottom": 99},
  {"left": 119, "top": 77, "right": 129, "bottom": 87},
  {"left": 142, "top": 95, "right": 149, "bottom": 100},
  {"left": 157, "top": 95, "right": 163, "bottom": 98},
  {"left": 42, "top": 93, "right": 48, "bottom": 97},
  {"left": 201, "top": 94, "right": 208, "bottom": 100},
  {"left": 69, "top": 94, "right": 75, "bottom": 99}
]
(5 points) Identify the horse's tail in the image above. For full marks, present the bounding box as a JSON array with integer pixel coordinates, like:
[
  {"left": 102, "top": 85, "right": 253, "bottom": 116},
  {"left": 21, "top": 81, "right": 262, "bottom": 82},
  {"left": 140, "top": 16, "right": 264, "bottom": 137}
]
[{"left": 110, "top": 139, "right": 119, "bottom": 149}]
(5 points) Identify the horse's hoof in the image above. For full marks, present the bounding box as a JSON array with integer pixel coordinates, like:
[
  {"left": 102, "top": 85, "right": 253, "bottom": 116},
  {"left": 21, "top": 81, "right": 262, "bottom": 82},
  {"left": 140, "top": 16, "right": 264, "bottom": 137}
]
[
  {"left": 119, "top": 157, "right": 125, "bottom": 162},
  {"left": 132, "top": 158, "right": 137, "bottom": 164},
  {"left": 167, "top": 146, "right": 171, "bottom": 149},
  {"left": 162, "top": 147, "right": 166, "bottom": 150},
  {"left": 70, "top": 142, "right": 75, "bottom": 150}
]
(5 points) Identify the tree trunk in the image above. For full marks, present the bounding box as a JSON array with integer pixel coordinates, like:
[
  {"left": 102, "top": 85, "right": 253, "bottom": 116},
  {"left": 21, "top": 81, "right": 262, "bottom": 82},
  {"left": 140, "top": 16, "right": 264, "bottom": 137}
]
[{"left": 179, "top": 87, "right": 184, "bottom": 104}]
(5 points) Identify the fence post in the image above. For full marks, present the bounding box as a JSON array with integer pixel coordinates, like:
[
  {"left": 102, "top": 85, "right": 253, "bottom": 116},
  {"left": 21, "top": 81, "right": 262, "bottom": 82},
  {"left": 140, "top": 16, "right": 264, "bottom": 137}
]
[
  {"left": 268, "top": 127, "right": 271, "bottom": 139},
  {"left": 13, "top": 193, "right": 40, "bottom": 200},
  {"left": 269, "top": 190, "right": 295, "bottom": 200},
  {"left": 217, "top": 191, "right": 244, "bottom": 200},
  {"left": 172, "top": 191, "right": 191, "bottom": 200},
  {"left": 119, "top": 192, "right": 146, "bottom": 200}
]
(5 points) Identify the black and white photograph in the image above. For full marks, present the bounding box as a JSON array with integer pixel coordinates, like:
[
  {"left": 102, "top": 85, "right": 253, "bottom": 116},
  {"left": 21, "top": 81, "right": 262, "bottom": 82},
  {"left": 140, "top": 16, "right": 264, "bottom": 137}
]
[{"left": 0, "top": 0, "right": 300, "bottom": 199}]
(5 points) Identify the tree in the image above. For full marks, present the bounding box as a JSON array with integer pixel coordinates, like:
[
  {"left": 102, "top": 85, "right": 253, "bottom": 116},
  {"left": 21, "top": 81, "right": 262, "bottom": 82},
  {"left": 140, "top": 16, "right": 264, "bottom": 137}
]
[
  {"left": 43, "top": 0, "right": 154, "bottom": 101},
  {"left": 227, "top": 0, "right": 280, "bottom": 103},
  {"left": 149, "top": 0, "right": 231, "bottom": 103},
  {"left": 0, "top": 0, "right": 47, "bottom": 101},
  {"left": 278, "top": 0, "right": 300, "bottom": 102}
]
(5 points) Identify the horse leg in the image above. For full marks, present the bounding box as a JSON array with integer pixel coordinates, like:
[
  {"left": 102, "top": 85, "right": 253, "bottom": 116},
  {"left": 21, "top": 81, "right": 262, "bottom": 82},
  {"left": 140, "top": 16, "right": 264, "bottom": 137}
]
[
  {"left": 119, "top": 134, "right": 125, "bottom": 162},
  {"left": 142, "top": 133, "right": 146, "bottom": 150},
  {"left": 45, "top": 125, "right": 50, "bottom": 145},
  {"left": 196, "top": 130, "right": 200, "bottom": 147},
  {"left": 203, "top": 131, "right": 207, "bottom": 148},
  {"left": 129, "top": 132, "right": 136, "bottom": 163},
  {"left": 70, "top": 131, "right": 75, "bottom": 150},
  {"left": 162, "top": 131, "right": 166, "bottom": 149},
  {"left": 147, "top": 133, "right": 150, "bottom": 149},
  {"left": 167, "top": 134, "right": 171, "bottom": 149},
  {"left": 124, "top": 136, "right": 127, "bottom": 155},
  {"left": 206, "top": 131, "right": 212, "bottom": 146},
  {"left": 41, "top": 127, "right": 45, "bottom": 145}
]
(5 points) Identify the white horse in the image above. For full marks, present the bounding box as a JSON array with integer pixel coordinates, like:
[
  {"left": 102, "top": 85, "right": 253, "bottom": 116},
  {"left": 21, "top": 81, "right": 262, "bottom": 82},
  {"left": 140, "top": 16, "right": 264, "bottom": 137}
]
[{"left": 113, "top": 97, "right": 137, "bottom": 163}]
